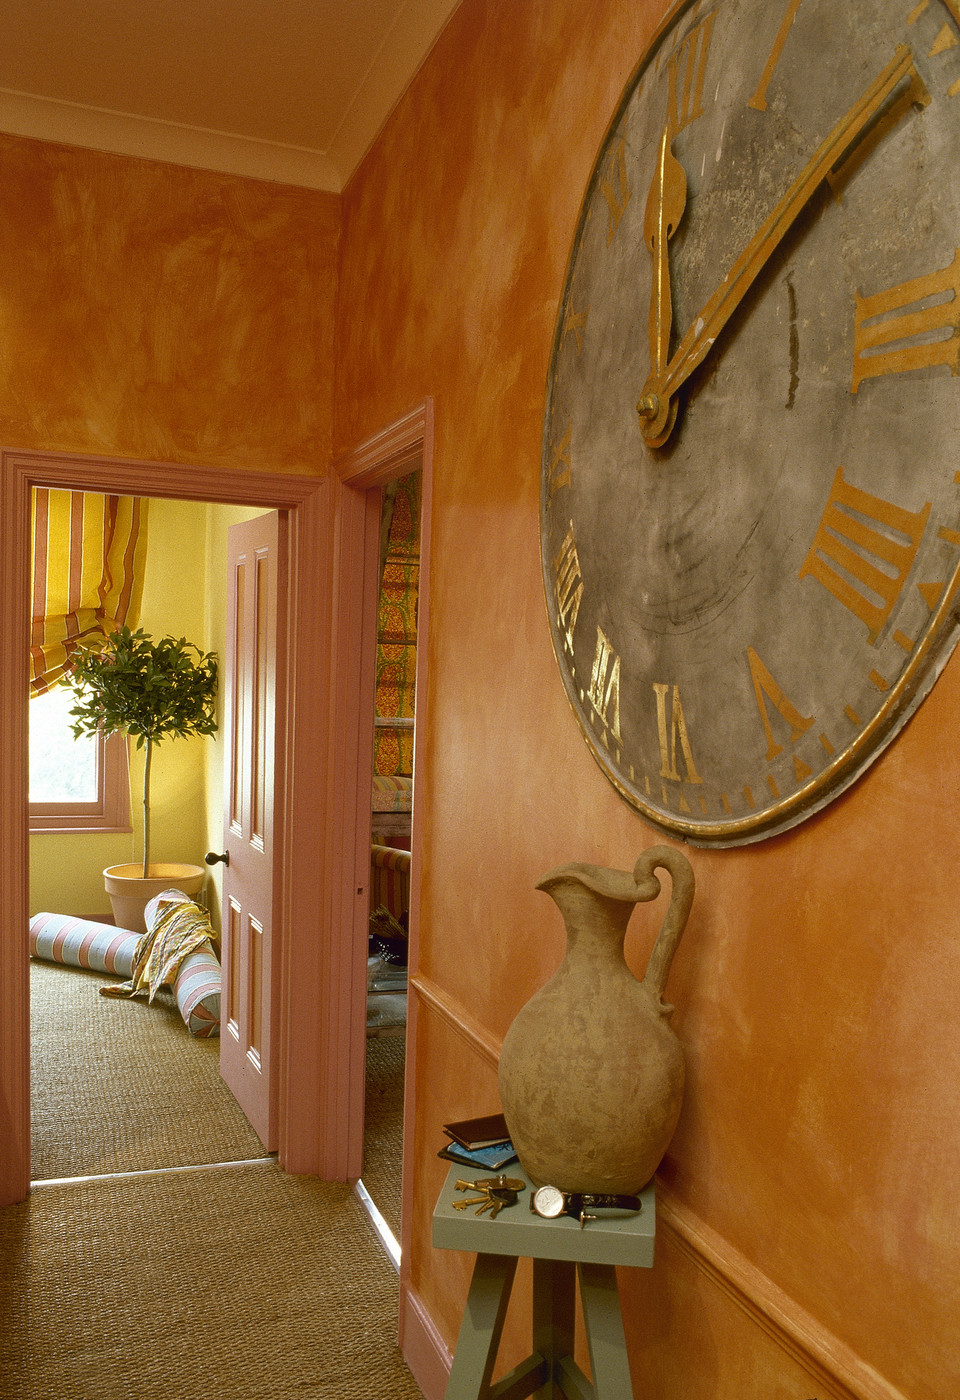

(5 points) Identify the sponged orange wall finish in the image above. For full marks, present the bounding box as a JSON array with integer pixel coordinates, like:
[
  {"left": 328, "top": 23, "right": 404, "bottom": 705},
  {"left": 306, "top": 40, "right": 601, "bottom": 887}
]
[
  {"left": 0, "top": 133, "right": 338, "bottom": 474},
  {"left": 335, "top": 1, "right": 960, "bottom": 1398}
]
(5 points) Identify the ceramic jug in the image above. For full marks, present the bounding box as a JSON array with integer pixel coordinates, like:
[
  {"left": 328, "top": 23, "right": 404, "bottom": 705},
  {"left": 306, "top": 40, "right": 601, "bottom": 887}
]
[{"left": 497, "top": 844, "right": 694, "bottom": 1194}]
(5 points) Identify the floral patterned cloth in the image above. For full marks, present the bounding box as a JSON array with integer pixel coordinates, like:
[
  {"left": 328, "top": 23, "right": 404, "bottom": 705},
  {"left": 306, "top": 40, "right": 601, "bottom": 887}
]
[{"left": 99, "top": 894, "right": 215, "bottom": 1006}]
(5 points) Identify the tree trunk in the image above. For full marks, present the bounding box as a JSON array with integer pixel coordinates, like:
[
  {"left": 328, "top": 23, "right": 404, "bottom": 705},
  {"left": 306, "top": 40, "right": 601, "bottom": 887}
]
[{"left": 141, "top": 737, "right": 153, "bottom": 878}]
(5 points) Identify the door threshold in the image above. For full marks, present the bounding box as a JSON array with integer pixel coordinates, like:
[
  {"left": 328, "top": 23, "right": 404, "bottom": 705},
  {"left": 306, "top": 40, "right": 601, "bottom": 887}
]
[
  {"left": 31, "top": 1154, "right": 275, "bottom": 1188},
  {"left": 354, "top": 1177, "right": 400, "bottom": 1272}
]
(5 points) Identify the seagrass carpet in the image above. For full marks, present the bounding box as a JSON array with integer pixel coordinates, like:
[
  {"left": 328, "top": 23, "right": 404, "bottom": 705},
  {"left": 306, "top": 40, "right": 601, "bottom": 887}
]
[
  {"left": 14, "top": 962, "right": 423, "bottom": 1398},
  {"left": 0, "top": 1159, "right": 423, "bottom": 1399},
  {"left": 30, "top": 959, "right": 267, "bottom": 1179},
  {"left": 363, "top": 1034, "right": 405, "bottom": 1242}
]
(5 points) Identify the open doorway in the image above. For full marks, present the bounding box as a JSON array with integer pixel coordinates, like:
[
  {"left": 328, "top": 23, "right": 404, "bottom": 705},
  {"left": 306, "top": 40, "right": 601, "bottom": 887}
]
[
  {"left": 27, "top": 492, "right": 274, "bottom": 1183},
  {"left": 328, "top": 400, "right": 433, "bottom": 1295},
  {"left": 360, "top": 467, "right": 421, "bottom": 1254},
  {"left": 1, "top": 447, "right": 332, "bottom": 1205}
]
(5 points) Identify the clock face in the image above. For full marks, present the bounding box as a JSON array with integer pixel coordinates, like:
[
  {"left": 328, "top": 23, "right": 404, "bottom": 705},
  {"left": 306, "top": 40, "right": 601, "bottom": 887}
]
[{"left": 541, "top": 0, "right": 960, "bottom": 847}]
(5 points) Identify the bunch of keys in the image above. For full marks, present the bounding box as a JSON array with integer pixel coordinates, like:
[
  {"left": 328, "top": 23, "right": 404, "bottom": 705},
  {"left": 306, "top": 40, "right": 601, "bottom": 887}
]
[{"left": 452, "top": 1174, "right": 526, "bottom": 1218}]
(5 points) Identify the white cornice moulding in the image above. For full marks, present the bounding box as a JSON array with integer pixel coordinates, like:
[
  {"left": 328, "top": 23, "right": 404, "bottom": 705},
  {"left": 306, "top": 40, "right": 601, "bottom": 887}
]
[
  {"left": 326, "top": 0, "right": 463, "bottom": 184},
  {"left": 0, "top": 88, "right": 341, "bottom": 192}
]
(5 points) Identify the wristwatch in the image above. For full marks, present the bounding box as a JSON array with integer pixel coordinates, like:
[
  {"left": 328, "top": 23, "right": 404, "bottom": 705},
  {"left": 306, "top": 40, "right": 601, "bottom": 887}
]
[{"left": 530, "top": 1184, "right": 642, "bottom": 1228}]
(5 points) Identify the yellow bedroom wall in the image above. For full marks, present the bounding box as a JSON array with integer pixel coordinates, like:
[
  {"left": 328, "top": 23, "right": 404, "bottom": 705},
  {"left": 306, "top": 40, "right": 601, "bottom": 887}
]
[{"left": 28, "top": 496, "right": 243, "bottom": 921}]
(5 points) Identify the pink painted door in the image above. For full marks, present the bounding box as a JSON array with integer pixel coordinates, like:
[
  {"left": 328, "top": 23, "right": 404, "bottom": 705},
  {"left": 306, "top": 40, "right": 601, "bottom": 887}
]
[{"left": 220, "top": 512, "right": 282, "bottom": 1150}]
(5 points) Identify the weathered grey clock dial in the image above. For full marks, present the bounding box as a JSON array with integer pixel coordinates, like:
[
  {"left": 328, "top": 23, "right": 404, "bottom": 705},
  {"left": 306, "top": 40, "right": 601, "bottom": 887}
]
[{"left": 542, "top": 0, "right": 960, "bottom": 847}]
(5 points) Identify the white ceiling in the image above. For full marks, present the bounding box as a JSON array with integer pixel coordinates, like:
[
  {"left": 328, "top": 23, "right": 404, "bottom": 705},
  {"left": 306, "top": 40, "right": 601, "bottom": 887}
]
[{"left": 0, "top": 0, "right": 462, "bottom": 191}]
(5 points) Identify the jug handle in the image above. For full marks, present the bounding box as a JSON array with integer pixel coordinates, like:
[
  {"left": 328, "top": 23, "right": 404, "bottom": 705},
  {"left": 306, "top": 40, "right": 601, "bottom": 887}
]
[{"left": 634, "top": 845, "right": 695, "bottom": 1003}]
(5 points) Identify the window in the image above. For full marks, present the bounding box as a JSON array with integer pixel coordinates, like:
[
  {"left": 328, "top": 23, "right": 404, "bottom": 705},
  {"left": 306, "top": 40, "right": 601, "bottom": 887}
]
[{"left": 29, "top": 686, "right": 130, "bottom": 833}]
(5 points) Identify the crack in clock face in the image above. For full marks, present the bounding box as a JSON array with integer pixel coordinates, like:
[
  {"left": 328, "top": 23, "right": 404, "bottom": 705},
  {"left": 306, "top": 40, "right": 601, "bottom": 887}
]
[{"left": 541, "top": 0, "right": 960, "bottom": 845}]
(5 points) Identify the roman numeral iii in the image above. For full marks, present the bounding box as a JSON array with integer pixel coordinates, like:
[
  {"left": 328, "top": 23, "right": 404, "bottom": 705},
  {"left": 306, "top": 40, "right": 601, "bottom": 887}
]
[
  {"left": 799, "top": 466, "right": 931, "bottom": 643},
  {"left": 852, "top": 249, "right": 960, "bottom": 391}
]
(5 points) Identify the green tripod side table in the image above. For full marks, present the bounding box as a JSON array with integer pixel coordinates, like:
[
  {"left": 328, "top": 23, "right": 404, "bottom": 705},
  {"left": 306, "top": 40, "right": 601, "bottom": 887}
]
[{"left": 433, "top": 1163, "right": 655, "bottom": 1399}]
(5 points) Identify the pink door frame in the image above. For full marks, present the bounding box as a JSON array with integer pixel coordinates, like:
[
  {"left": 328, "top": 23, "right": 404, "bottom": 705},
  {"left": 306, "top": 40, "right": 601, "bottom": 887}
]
[
  {"left": 0, "top": 447, "right": 331, "bottom": 1202},
  {"left": 0, "top": 401, "right": 432, "bottom": 1205},
  {"left": 329, "top": 402, "right": 433, "bottom": 1274}
]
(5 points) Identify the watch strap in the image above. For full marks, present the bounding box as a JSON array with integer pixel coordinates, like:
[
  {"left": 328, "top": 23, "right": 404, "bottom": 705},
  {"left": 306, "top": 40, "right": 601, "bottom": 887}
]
[{"left": 577, "top": 1193, "right": 642, "bottom": 1212}]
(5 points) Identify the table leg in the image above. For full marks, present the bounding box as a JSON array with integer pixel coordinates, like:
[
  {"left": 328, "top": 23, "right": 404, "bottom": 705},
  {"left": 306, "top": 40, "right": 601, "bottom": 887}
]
[
  {"left": 532, "top": 1258, "right": 575, "bottom": 1398},
  {"left": 577, "top": 1263, "right": 633, "bottom": 1399},
  {"left": 445, "top": 1253, "right": 519, "bottom": 1400}
]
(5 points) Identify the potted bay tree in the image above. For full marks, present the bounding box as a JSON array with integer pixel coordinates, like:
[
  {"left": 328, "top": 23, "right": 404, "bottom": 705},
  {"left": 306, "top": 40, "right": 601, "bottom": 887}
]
[{"left": 66, "top": 624, "right": 219, "bottom": 931}]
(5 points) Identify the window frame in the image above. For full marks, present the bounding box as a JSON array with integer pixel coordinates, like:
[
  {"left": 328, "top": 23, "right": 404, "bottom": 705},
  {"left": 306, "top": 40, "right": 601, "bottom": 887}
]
[{"left": 29, "top": 726, "right": 131, "bottom": 834}]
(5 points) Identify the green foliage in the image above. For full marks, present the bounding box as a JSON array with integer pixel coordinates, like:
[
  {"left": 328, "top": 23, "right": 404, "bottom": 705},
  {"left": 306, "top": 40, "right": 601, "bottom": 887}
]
[
  {"left": 66, "top": 626, "right": 218, "bottom": 748},
  {"left": 64, "top": 626, "right": 218, "bottom": 875}
]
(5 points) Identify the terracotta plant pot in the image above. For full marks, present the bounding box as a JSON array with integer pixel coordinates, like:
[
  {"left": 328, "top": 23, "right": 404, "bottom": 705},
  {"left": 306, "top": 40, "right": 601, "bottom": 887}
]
[
  {"left": 498, "top": 845, "right": 695, "bottom": 1194},
  {"left": 103, "top": 863, "right": 205, "bottom": 933}
]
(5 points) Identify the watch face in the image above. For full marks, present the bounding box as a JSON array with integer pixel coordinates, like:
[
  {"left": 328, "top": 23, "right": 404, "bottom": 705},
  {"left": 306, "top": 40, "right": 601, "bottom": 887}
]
[
  {"left": 533, "top": 1185, "right": 566, "bottom": 1218},
  {"left": 541, "top": 0, "right": 960, "bottom": 846}
]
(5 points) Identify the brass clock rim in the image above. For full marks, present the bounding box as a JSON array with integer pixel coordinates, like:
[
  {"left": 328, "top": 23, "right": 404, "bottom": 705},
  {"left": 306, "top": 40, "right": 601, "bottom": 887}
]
[{"left": 541, "top": 549, "right": 960, "bottom": 846}]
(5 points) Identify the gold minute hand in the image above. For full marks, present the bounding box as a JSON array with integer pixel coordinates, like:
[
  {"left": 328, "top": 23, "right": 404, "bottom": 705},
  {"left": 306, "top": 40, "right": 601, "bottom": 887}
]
[
  {"left": 644, "top": 124, "right": 687, "bottom": 379},
  {"left": 637, "top": 45, "right": 927, "bottom": 448}
]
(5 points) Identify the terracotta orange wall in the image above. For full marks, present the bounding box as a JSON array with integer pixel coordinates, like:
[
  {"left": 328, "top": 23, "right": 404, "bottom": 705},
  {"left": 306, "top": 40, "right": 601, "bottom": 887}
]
[
  {"left": 0, "top": 133, "right": 338, "bottom": 473},
  {"left": 336, "top": 3, "right": 960, "bottom": 1398}
]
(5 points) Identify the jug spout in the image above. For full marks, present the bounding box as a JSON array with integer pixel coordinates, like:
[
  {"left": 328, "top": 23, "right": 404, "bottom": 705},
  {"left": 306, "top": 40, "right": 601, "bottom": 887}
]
[{"left": 536, "top": 845, "right": 694, "bottom": 1000}]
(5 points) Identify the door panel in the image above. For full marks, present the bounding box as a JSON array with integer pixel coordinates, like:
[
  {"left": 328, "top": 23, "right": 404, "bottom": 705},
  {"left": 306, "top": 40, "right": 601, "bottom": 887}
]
[{"left": 220, "top": 512, "right": 280, "bottom": 1150}]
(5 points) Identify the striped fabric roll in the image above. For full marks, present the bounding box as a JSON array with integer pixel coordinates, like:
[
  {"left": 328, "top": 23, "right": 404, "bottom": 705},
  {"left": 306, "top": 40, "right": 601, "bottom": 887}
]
[
  {"left": 174, "top": 946, "right": 222, "bottom": 1038},
  {"left": 30, "top": 906, "right": 222, "bottom": 1038},
  {"left": 142, "top": 890, "right": 221, "bottom": 1037},
  {"left": 29, "top": 912, "right": 139, "bottom": 976}
]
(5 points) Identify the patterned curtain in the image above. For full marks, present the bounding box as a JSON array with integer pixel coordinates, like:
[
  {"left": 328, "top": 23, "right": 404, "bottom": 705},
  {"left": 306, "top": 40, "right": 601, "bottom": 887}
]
[
  {"left": 30, "top": 490, "right": 148, "bottom": 696},
  {"left": 374, "top": 472, "right": 420, "bottom": 776}
]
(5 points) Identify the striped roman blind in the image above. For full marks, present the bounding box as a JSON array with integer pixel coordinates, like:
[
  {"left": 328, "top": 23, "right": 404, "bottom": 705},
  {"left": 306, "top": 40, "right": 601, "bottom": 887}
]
[{"left": 30, "top": 490, "right": 148, "bottom": 696}]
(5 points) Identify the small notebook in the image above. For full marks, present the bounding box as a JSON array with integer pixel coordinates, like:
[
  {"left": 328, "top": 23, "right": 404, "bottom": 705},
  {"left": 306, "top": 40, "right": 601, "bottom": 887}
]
[{"left": 442, "top": 1112, "right": 510, "bottom": 1150}]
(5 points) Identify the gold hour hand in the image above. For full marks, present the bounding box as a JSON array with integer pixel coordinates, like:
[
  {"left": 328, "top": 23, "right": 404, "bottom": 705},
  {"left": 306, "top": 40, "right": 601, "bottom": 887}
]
[
  {"left": 638, "top": 44, "right": 929, "bottom": 448},
  {"left": 644, "top": 124, "right": 687, "bottom": 379}
]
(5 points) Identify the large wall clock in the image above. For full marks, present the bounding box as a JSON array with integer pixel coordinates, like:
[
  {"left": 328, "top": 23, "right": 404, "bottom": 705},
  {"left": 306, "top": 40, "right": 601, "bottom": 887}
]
[{"left": 541, "top": 0, "right": 960, "bottom": 847}]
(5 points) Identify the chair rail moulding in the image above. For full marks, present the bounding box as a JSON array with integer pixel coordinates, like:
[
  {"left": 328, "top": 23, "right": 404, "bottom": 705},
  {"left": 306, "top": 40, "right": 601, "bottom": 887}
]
[
  {"left": 0, "top": 446, "right": 332, "bottom": 1204},
  {"left": 655, "top": 1191, "right": 910, "bottom": 1400},
  {"left": 409, "top": 972, "right": 502, "bottom": 1071}
]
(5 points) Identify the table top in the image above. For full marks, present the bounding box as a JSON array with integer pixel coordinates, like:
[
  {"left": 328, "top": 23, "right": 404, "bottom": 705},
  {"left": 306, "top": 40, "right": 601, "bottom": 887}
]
[{"left": 432, "top": 1162, "right": 656, "bottom": 1268}]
